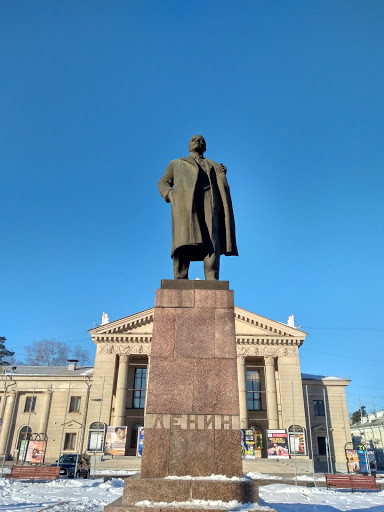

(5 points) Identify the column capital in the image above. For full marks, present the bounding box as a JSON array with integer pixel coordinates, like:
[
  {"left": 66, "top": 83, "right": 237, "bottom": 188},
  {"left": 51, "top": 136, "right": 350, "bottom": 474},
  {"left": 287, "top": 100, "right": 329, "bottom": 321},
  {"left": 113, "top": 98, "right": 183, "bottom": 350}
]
[
  {"left": 119, "top": 354, "right": 129, "bottom": 363},
  {"left": 264, "top": 356, "right": 275, "bottom": 366},
  {"left": 237, "top": 355, "right": 246, "bottom": 365}
]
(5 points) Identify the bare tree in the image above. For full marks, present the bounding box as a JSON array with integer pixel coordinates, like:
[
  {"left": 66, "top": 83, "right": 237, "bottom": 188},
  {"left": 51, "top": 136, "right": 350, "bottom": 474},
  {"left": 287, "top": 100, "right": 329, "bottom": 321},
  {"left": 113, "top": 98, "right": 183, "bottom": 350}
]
[
  {"left": 24, "top": 339, "right": 92, "bottom": 366},
  {"left": 26, "top": 340, "right": 70, "bottom": 366},
  {"left": 72, "top": 344, "right": 92, "bottom": 366}
]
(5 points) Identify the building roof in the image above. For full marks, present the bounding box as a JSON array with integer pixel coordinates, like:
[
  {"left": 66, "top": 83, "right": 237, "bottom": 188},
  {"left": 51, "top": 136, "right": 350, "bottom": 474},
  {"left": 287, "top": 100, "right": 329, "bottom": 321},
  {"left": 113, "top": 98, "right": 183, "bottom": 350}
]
[
  {"left": 2, "top": 366, "right": 94, "bottom": 377},
  {"left": 301, "top": 373, "right": 350, "bottom": 382}
]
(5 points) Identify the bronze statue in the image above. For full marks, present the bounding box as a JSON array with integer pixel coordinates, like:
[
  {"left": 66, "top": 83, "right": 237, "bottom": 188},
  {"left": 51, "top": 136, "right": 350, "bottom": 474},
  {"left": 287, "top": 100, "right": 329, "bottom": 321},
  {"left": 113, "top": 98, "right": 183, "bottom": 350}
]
[{"left": 158, "top": 135, "right": 238, "bottom": 280}]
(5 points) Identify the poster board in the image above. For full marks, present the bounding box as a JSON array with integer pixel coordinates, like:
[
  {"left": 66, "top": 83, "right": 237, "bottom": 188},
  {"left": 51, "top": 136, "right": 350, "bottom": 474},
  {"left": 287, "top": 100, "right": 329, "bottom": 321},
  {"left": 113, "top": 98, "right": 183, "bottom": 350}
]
[
  {"left": 346, "top": 449, "right": 360, "bottom": 473},
  {"left": 288, "top": 432, "right": 306, "bottom": 455},
  {"left": 137, "top": 427, "right": 144, "bottom": 457},
  {"left": 241, "top": 429, "right": 256, "bottom": 459},
  {"left": 18, "top": 439, "right": 29, "bottom": 463},
  {"left": 357, "top": 445, "right": 369, "bottom": 474},
  {"left": 267, "top": 429, "right": 289, "bottom": 458},
  {"left": 25, "top": 440, "right": 46, "bottom": 464},
  {"left": 104, "top": 426, "right": 127, "bottom": 456}
]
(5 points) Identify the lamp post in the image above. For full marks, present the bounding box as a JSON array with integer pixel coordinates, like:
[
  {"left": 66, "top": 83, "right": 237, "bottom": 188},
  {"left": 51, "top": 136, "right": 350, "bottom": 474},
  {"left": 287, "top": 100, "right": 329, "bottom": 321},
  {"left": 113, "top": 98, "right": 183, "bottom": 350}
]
[
  {"left": 90, "top": 375, "right": 105, "bottom": 478},
  {"left": 0, "top": 367, "right": 17, "bottom": 477}
]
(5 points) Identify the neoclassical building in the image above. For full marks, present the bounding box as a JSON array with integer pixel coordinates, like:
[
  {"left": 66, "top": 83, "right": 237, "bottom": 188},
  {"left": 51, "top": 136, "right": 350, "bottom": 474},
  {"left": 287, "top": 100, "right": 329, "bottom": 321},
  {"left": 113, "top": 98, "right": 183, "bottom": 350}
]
[{"left": 0, "top": 305, "right": 351, "bottom": 471}]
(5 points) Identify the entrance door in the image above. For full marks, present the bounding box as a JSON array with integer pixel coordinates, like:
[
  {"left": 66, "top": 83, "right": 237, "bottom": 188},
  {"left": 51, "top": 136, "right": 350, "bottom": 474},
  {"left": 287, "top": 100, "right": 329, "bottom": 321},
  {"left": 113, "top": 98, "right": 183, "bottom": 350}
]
[{"left": 250, "top": 425, "right": 263, "bottom": 458}]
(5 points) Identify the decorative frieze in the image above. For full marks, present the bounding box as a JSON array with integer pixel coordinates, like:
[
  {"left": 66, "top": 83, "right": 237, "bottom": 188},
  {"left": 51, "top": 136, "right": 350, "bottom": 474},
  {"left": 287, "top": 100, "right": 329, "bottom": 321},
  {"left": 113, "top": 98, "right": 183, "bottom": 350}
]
[
  {"left": 98, "top": 343, "right": 151, "bottom": 355},
  {"left": 237, "top": 345, "right": 297, "bottom": 357}
]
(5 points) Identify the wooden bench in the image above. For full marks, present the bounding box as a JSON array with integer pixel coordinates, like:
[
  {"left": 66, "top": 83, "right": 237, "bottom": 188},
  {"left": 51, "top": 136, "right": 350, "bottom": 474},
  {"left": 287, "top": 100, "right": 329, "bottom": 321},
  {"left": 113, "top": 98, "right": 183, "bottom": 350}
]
[
  {"left": 326, "top": 474, "right": 380, "bottom": 492},
  {"left": 9, "top": 465, "right": 60, "bottom": 482}
]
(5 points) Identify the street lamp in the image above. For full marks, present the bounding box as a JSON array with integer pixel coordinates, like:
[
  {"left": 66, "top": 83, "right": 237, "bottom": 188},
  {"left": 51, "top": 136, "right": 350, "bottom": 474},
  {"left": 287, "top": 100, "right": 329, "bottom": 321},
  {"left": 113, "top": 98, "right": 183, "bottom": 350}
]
[{"left": 90, "top": 376, "right": 105, "bottom": 478}]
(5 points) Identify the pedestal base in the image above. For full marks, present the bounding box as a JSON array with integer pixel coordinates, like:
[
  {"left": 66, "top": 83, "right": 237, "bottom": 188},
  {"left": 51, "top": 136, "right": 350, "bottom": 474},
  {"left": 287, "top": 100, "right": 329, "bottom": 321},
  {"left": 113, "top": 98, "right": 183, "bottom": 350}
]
[{"left": 104, "top": 478, "right": 274, "bottom": 512}]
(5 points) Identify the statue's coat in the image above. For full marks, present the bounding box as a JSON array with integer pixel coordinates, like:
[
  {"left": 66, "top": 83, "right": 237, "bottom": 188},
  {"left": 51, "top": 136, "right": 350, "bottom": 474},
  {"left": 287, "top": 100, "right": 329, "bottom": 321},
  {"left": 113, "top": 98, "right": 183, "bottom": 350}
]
[{"left": 158, "top": 155, "right": 238, "bottom": 259}]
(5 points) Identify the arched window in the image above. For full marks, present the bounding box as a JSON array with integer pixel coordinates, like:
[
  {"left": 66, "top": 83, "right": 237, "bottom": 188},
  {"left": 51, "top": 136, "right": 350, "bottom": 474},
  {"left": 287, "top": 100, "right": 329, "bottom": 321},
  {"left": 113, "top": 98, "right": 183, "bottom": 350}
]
[
  {"left": 249, "top": 424, "right": 263, "bottom": 450},
  {"left": 130, "top": 423, "right": 143, "bottom": 449},
  {"left": 18, "top": 426, "right": 32, "bottom": 447},
  {"left": 288, "top": 424, "right": 307, "bottom": 455},
  {"left": 87, "top": 422, "right": 107, "bottom": 452}
]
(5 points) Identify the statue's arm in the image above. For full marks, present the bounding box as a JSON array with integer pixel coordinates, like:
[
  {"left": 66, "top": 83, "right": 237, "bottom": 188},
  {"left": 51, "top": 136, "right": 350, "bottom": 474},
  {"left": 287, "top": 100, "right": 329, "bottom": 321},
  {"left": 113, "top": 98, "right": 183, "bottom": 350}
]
[{"left": 158, "top": 161, "right": 175, "bottom": 203}]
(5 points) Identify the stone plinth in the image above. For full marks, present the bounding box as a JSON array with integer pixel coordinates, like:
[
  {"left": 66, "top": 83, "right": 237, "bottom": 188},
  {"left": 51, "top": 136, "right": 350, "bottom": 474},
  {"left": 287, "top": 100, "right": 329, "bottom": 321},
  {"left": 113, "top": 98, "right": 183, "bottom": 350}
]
[
  {"left": 104, "top": 281, "right": 259, "bottom": 511},
  {"left": 142, "top": 281, "right": 241, "bottom": 478}
]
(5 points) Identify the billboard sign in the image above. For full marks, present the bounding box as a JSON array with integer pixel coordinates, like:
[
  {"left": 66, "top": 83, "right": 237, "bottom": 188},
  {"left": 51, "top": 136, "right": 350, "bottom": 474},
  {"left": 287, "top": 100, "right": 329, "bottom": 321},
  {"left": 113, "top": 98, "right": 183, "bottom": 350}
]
[
  {"left": 137, "top": 427, "right": 144, "bottom": 457},
  {"left": 25, "top": 440, "right": 46, "bottom": 464},
  {"left": 241, "top": 429, "right": 256, "bottom": 459},
  {"left": 104, "top": 426, "right": 127, "bottom": 456},
  {"left": 267, "top": 429, "right": 289, "bottom": 458}
]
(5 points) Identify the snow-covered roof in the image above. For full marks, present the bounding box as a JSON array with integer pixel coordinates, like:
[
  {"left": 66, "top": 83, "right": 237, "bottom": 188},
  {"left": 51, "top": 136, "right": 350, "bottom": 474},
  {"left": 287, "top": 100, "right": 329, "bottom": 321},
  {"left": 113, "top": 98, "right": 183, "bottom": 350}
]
[
  {"left": 2, "top": 365, "right": 94, "bottom": 377},
  {"left": 301, "top": 373, "right": 347, "bottom": 381}
]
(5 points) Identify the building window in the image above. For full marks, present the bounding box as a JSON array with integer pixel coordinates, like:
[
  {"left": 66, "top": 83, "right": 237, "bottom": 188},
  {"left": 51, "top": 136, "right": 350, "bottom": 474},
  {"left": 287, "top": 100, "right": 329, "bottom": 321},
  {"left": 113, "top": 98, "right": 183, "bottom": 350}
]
[
  {"left": 17, "top": 426, "right": 32, "bottom": 449},
  {"left": 132, "top": 368, "right": 147, "bottom": 409},
  {"left": 87, "top": 422, "right": 106, "bottom": 452},
  {"left": 317, "top": 436, "right": 327, "bottom": 455},
  {"left": 313, "top": 400, "right": 325, "bottom": 416},
  {"left": 249, "top": 424, "right": 263, "bottom": 450},
  {"left": 69, "top": 396, "right": 81, "bottom": 412},
  {"left": 246, "top": 369, "right": 261, "bottom": 411},
  {"left": 24, "top": 396, "right": 36, "bottom": 412},
  {"left": 64, "top": 433, "right": 77, "bottom": 451}
]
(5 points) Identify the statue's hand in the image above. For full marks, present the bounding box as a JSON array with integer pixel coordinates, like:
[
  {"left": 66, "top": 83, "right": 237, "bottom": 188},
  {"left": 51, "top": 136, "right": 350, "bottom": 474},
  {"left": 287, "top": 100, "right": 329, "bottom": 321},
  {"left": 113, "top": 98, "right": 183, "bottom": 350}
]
[
  {"left": 217, "top": 163, "right": 227, "bottom": 174},
  {"left": 166, "top": 189, "right": 175, "bottom": 203}
]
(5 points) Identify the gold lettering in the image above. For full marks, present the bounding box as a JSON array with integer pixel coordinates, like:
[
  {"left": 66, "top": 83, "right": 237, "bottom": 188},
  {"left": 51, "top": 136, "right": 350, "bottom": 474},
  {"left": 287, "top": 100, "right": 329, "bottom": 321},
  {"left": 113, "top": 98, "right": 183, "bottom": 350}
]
[
  {"left": 204, "top": 415, "right": 213, "bottom": 430},
  {"left": 153, "top": 414, "right": 164, "bottom": 429},
  {"left": 187, "top": 415, "right": 197, "bottom": 430},
  {"left": 172, "top": 415, "right": 182, "bottom": 430},
  {"left": 221, "top": 415, "right": 232, "bottom": 430}
]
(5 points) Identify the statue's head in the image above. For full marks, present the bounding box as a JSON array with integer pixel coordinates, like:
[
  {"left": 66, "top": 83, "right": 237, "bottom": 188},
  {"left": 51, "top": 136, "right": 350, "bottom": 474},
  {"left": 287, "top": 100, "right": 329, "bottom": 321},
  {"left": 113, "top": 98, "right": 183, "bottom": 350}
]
[{"left": 188, "top": 135, "right": 206, "bottom": 155}]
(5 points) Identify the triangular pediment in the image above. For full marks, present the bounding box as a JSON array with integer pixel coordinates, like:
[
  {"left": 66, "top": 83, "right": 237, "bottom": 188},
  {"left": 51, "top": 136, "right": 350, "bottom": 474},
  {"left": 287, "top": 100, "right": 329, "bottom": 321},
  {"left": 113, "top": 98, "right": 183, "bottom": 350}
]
[
  {"left": 312, "top": 424, "right": 327, "bottom": 432},
  {"left": 89, "top": 308, "right": 155, "bottom": 337},
  {"left": 234, "top": 306, "right": 306, "bottom": 339},
  {"left": 89, "top": 304, "right": 307, "bottom": 345}
]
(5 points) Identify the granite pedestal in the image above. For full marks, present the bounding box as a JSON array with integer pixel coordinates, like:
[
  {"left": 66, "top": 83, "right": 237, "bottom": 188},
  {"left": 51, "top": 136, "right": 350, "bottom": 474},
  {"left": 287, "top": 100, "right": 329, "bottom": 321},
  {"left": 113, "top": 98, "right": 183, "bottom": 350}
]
[{"left": 105, "top": 281, "right": 263, "bottom": 512}]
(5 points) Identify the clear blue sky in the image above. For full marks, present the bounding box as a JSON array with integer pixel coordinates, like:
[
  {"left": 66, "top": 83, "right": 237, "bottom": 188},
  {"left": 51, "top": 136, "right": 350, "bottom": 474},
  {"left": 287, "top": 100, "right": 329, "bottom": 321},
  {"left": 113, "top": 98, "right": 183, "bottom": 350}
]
[{"left": 1, "top": 1, "right": 383, "bottom": 414}]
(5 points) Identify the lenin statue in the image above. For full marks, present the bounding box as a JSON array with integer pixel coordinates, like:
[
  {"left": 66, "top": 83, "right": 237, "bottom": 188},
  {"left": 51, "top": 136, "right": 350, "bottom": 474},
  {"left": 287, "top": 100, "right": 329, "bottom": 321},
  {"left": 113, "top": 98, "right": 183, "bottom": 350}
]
[{"left": 158, "top": 135, "right": 238, "bottom": 280}]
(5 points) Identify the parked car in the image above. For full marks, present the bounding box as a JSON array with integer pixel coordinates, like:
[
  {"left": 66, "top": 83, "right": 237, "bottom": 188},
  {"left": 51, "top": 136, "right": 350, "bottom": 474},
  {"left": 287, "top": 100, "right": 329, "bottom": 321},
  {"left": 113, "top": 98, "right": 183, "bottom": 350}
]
[{"left": 51, "top": 454, "right": 90, "bottom": 479}]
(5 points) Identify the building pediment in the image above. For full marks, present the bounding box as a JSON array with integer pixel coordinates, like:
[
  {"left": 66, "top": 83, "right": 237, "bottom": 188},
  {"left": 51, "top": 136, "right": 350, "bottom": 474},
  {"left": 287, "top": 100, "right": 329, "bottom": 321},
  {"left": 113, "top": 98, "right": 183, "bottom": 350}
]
[
  {"left": 89, "top": 305, "right": 307, "bottom": 349},
  {"left": 235, "top": 307, "right": 307, "bottom": 348}
]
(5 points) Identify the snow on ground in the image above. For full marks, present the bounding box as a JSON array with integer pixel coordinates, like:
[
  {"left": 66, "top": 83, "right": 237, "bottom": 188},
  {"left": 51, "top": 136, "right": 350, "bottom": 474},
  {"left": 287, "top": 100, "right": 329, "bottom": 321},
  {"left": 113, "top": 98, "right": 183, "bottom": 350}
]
[
  {"left": 0, "top": 476, "right": 382, "bottom": 512},
  {"left": 0, "top": 477, "right": 124, "bottom": 511},
  {"left": 260, "top": 483, "right": 384, "bottom": 511}
]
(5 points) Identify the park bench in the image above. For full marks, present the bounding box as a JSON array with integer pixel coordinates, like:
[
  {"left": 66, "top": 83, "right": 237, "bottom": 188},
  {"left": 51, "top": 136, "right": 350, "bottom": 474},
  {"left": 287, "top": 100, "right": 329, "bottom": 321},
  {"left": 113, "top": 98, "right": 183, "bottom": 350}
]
[
  {"left": 325, "top": 474, "right": 380, "bottom": 492},
  {"left": 9, "top": 465, "right": 60, "bottom": 482}
]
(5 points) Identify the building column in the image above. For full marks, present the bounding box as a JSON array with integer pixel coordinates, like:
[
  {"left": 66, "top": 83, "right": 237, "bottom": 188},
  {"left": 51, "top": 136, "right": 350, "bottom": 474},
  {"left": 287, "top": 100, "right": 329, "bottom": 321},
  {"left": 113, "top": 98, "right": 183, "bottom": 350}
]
[
  {"left": 0, "top": 391, "right": 17, "bottom": 458},
  {"left": 265, "top": 356, "right": 279, "bottom": 429},
  {"left": 112, "top": 355, "right": 129, "bottom": 426},
  {"left": 144, "top": 355, "right": 150, "bottom": 417},
  {"left": 237, "top": 355, "right": 248, "bottom": 429},
  {"left": 39, "top": 388, "right": 52, "bottom": 434}
]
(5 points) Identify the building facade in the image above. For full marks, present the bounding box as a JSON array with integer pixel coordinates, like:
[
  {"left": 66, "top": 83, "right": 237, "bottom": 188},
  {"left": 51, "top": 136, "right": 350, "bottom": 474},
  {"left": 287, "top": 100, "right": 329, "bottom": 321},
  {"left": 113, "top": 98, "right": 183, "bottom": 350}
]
[{"left": 0, "top": 306, "right": 351, "bottom": 471}]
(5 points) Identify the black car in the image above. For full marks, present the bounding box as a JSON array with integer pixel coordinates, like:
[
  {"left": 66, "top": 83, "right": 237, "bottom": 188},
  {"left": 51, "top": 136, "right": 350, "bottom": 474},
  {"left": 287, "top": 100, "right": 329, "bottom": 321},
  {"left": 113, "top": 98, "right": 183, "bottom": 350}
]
[{"left": 51, "top": 454, "right": 90, "bottom": 479}]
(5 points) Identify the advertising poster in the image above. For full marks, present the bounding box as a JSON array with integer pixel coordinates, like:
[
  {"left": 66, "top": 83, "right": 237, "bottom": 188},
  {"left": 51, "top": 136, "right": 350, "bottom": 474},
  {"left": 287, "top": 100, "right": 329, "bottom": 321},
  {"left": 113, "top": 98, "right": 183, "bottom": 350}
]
[
  {"left": 18, "top": 439, "right": 29, "bottom": 462},
  {"left": 104, "top": 426, "right": 127, "bottom": 456},
  {"left": 357, "top": 445, "right": 369, "bottom": 474},
  {"left": 367, "top": 450, "right": 377, "bottom": 473},
  {"left": 137, "top": 427, "right": 144, "bottom": 457},
  {"left": 241, "top": 429, "right": 256, "bottom": 459},
  {"left": 288, "top": 432, "right": 306, "bottom": 455},
  {"left": 25, "top": 441, "right": 46, "bottom": 464},
  {"left": 267, "top": 429, "right": 289, "bottom": 458},
  {"left": 346, "top": 449, "right": 360, "bottom": 473}
]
